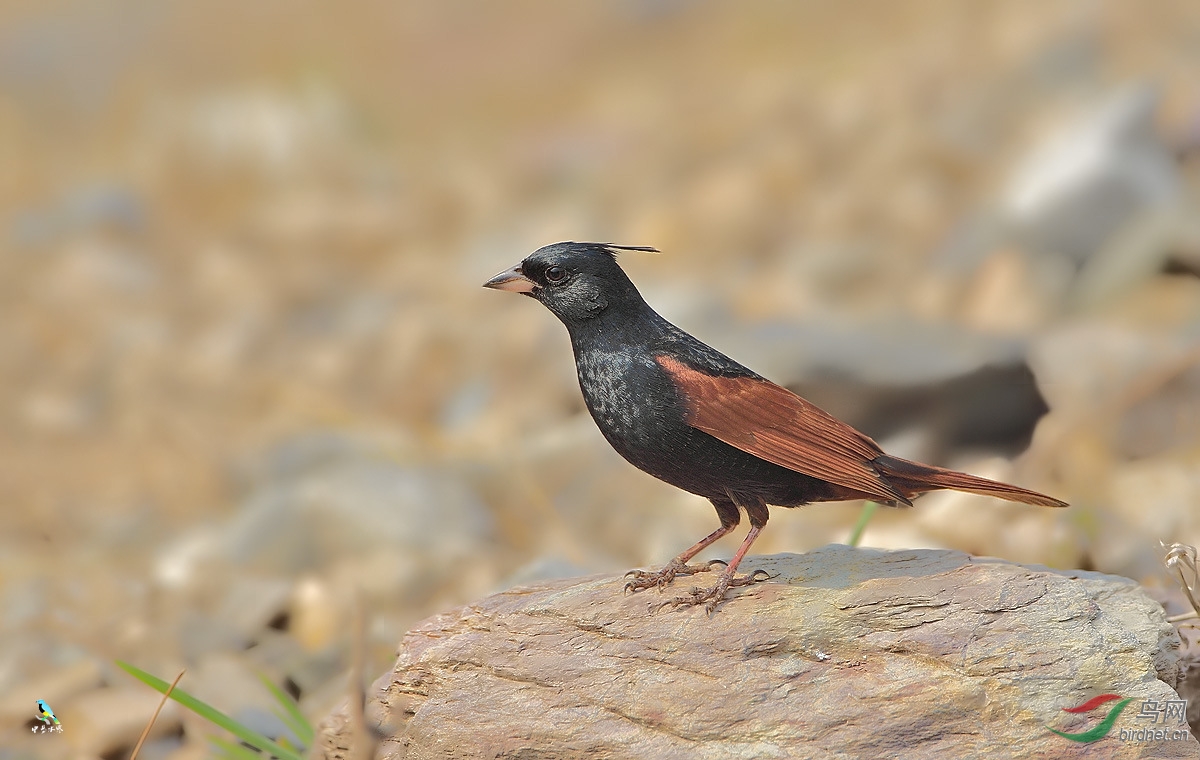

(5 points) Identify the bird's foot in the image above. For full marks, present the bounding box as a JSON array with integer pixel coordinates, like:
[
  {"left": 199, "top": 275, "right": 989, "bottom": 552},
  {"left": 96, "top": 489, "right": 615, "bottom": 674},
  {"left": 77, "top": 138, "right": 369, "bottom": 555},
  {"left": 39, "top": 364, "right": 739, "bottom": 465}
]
[
  {"left": 652, "top": 569, "right": 773, "bottom": 614},
  {"left": 623, "top": 558, "right": 726, "bottom": 594}
]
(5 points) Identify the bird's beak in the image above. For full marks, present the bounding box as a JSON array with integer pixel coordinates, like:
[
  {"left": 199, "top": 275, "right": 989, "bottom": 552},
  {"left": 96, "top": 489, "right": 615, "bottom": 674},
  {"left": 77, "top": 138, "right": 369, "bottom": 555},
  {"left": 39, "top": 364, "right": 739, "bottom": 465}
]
[{"left": 483, "top": 265, "right": 537, "bottom": 293}]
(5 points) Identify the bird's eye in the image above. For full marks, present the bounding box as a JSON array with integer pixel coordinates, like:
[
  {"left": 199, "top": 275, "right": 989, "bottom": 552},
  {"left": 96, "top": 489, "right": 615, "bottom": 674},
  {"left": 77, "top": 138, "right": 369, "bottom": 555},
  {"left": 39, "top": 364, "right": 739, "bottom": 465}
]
[{"left": 545, "top": 266, "right": 568, "bottom": 283}]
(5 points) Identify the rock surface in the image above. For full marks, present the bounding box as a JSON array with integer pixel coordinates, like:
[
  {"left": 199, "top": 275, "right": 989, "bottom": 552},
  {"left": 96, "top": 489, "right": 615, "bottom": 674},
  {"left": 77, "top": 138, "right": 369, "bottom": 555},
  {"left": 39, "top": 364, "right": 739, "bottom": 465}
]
[{"left": 316, "top": 546, "right": 1197, "bottom": 759}]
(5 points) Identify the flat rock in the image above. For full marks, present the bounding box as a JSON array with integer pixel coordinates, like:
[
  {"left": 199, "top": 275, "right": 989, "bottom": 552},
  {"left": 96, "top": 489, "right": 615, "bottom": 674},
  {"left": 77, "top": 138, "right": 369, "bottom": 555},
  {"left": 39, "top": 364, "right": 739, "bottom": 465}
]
[{"left": 316, "top": 546, "right": 1196, "bottom": 759}]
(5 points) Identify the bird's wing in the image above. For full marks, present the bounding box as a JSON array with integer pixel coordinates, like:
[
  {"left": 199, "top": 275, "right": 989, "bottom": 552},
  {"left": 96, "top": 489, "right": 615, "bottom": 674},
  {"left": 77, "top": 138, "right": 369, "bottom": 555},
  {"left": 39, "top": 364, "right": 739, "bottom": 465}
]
[{"left": 656, "top": 355, "right": 909, "bottom": 504}]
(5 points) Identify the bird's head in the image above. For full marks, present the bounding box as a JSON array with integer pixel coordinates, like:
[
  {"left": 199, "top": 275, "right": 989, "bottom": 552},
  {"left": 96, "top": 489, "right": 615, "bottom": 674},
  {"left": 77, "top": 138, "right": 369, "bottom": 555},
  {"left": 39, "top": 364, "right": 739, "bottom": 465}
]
[{"left": 483, "top": 242, "right": 657, "bottom": 325}]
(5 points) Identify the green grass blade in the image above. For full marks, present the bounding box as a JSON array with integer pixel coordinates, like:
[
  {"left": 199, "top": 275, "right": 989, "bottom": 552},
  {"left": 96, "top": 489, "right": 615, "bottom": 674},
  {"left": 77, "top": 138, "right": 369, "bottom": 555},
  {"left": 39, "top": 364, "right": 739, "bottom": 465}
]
[
  {"left": 847, "top": 501, "right": 878, "bottom": 547},
  {"left": 209, "top": 735, "right": 268, "bottom": 760},
  {"left": 257, "top": 673, "right": 314, "bottom": 747},
  {"left": 115, "top": 661, "right": 303, "bottom": 760}
]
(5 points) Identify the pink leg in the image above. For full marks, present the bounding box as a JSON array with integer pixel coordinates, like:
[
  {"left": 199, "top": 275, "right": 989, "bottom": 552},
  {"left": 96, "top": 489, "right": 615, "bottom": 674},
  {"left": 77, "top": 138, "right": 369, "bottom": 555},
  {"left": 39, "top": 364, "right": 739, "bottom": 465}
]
[
  {"left": 624, "top": 498, "right": 741, "bottom": 593},
  {"left": 656, "top": 494, "right": 774, "bottom": 613},
  {"left": 721, "top": 524, "right": 763, "bottom": 577},
  {"left": 623, "top": 522, "right": 737, "bottom": 593}
]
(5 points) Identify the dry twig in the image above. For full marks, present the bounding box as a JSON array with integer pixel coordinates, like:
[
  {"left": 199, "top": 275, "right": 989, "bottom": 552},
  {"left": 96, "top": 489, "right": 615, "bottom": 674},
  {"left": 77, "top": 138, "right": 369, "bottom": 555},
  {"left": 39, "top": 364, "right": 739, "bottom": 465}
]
[
  {"left": 1162, "top": 542, "right": 1200, "bottom": 623},
  {"left": 128, "top": 669, "right": 185, "bottom": 760}
]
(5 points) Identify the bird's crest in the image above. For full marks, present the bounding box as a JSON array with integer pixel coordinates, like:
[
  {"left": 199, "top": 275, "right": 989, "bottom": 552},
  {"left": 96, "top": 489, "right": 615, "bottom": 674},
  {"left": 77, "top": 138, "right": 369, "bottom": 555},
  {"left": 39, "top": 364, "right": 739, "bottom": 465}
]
[{"left": 586, "top": 242, "right": 661, "bottom": 258}]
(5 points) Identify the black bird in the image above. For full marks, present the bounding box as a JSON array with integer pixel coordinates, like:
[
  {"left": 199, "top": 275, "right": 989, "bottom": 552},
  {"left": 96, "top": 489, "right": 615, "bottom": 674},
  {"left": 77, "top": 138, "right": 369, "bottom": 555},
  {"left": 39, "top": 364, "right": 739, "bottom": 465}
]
[{"left": 484, "top": 242, "right": 1067, "bottom": 612}]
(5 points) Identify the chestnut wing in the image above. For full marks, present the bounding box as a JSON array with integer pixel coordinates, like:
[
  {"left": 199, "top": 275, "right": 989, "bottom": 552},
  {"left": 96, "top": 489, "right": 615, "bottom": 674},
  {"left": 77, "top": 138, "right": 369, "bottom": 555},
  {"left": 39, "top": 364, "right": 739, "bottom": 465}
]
[{"left": 656, "top": 355, "right": 908, "bottom": 504}]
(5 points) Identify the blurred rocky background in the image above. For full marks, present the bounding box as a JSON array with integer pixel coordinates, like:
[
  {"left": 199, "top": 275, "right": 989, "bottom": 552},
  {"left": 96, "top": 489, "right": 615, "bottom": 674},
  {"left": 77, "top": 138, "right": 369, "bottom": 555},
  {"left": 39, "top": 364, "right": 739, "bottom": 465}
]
[{"left": 2, "top": 1, "right": 1199, "bottom": 758}]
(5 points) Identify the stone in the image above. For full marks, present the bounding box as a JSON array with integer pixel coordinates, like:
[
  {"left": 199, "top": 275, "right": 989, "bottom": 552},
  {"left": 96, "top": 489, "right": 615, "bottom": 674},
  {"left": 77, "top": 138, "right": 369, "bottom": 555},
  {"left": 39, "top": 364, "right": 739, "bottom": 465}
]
[
  {"left": 1002, "top": 85, "right": 1180, "bottom": 264},
  {"left": 223, "top": 434, "right": 494, "bottom": 577},
  {"left": 65, "top": 686, "right": 182, "bottom": 758},
  {"left": 315, "top": 546, "right": 1195, "bottom": 759},
  {"left": 148, "top": 432, "right": 500, "bottom": 641},
  {"left": 1028, "top": 323, "right": 1196, "bottom": 418},
  {"left": 685, "top": 316, "right": 1033, "bottom": 390}
]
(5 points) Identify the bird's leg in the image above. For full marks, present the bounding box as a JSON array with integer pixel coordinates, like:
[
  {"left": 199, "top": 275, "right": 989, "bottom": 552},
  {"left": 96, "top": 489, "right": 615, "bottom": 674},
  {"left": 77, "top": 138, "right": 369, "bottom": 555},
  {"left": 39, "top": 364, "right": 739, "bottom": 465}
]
[
  {"left": 656, "top": 495, "right": 772, "bottom": 613},
  {"left": 624, "top": 498, "right": 739, "bottom": 593},
  {"left": 623, "top": 524, "right": 736, "bottom": 593}
]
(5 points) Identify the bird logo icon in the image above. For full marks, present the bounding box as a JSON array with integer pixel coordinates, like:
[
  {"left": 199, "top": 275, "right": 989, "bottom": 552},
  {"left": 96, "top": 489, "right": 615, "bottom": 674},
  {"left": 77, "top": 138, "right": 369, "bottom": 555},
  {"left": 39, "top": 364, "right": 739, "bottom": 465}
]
[{"left": 35, "top": 700, "right": 60, "bottom": 726}]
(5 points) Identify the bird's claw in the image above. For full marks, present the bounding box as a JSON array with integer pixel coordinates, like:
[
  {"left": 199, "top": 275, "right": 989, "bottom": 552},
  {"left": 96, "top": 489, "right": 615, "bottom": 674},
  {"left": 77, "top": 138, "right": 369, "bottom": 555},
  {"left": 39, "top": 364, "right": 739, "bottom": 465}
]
[
  {"left": 622, "top": 558, "right": 722, "bottom": 594},
  {"left": 732, "top": 568, "right": 774, "bottom": 585},
  {"left": 650, "top": 582, "right": 729, "bottom": 615},
  {"left": 623, "top": 579, "right": 651, "bottom": 595},
  {"left": 650, "top": 568, "right": 773, "bottom": 614},
  {"left": 623, "top": 567, "right": 672, "bottom": 594}
]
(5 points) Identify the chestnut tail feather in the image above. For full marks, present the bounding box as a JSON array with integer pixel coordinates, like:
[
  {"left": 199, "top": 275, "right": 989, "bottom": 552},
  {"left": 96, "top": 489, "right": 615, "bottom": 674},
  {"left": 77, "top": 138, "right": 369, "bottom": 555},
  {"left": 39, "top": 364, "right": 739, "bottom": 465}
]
[{"left": 874, "top": 455, "right": 1068, "bottom": 508}]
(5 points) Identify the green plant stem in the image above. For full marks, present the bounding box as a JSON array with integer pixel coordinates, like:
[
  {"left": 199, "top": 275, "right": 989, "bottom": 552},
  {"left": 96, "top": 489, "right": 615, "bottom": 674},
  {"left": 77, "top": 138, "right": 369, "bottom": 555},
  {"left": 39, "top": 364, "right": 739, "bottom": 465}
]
[{"left": 848, "top": 501, "right": 878, "bottom": 547}]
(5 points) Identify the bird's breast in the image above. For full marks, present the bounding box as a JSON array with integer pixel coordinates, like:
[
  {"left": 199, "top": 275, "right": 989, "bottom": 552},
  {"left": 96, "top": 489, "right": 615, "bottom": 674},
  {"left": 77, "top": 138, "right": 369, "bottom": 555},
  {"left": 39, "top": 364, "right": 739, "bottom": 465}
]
[{"left": 573, "top": 348, "right": 686, "bottom": 448}]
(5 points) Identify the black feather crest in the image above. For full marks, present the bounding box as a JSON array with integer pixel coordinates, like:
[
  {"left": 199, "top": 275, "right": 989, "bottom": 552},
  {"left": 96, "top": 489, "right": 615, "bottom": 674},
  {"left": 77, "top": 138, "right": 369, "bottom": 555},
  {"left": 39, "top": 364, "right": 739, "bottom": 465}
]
[{"left": 574, "top": 242, "right": 660, "bottom": 258}]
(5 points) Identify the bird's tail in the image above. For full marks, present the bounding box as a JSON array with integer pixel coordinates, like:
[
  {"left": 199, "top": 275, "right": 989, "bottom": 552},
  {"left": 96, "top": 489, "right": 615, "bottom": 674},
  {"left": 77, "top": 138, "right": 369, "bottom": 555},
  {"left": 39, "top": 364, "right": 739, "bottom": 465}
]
[{"left": 874, "top": 455, "right": 1067, "bottom": 507}]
